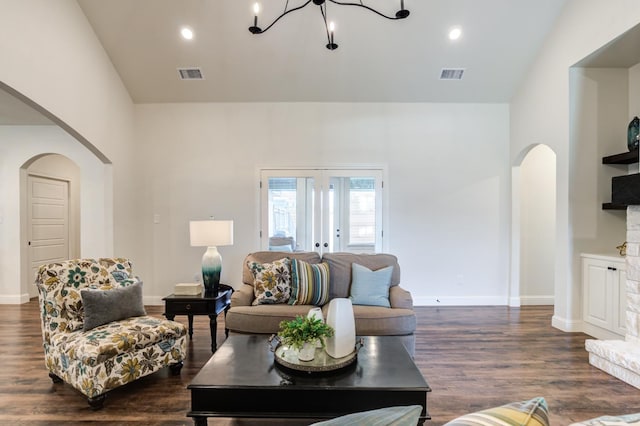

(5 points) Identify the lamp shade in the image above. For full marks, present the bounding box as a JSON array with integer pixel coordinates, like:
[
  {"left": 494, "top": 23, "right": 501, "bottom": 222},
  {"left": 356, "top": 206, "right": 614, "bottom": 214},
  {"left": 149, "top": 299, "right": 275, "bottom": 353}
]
[{"left": 189, "top": 220, "right": 234, "bottom": 247}]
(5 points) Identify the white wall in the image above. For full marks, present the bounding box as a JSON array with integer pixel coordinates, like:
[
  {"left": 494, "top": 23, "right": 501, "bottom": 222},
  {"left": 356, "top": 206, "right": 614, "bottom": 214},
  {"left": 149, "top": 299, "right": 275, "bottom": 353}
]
[
  {"left": 0, "top": 0, "right": 137, "bottom": 302},
  {"left": 631, "top": 62, "right": 640, "bottom": 126},
  {"left": 134, "top": 102, "right": 511, "bottom": 305},
  {"left": 570, "top": 68, "right": 628, "bottom": 258},
  {"left": 511, "top": 0, "right": 640, "bottom": 331},
  {"left": 520, "top": 144, "right": 556, "bottom": 304},
  {"left": 0, "top": 126, "right": 111, "bottom": 303}
]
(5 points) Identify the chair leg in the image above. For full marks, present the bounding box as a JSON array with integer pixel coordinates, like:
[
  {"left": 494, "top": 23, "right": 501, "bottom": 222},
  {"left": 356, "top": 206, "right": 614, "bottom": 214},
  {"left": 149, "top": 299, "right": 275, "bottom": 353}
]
[
  {"left": 169, "top": 361, "right": 184, "bottom": 375},
  {"left": 88, "top": 394, "right": 106, "bottom": 410},
  {"left": 48, "top": 372, "right": 63, "bottom": 383}
]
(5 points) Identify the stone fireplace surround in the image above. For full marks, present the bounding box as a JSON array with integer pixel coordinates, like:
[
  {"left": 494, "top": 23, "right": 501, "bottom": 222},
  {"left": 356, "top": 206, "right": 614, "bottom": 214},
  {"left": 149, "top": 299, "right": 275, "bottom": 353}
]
[{"left": 586, "top": 206, "right": 640, "bottom": 388}]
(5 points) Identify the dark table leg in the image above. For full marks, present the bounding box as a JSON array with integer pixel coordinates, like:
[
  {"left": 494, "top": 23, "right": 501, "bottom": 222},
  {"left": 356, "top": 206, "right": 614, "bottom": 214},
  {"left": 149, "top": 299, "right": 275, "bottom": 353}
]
[
  {"left": 224, "top": 307, "right": 230, "bottom": 337},
  {"left": 188, "top": 314, "right": 194, "bottom": 339},
  {"left": 192, "top": 416, "right": 207, "bottom": 426},
  {"left": 209, "top": 314, "right": 217, "bottom": 353}
]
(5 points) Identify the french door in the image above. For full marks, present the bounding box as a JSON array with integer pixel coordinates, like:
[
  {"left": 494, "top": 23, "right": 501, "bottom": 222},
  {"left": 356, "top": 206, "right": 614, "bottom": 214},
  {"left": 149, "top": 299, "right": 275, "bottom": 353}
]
[{"left": 260, "top": 169, "right": 383, "bottom": 254}]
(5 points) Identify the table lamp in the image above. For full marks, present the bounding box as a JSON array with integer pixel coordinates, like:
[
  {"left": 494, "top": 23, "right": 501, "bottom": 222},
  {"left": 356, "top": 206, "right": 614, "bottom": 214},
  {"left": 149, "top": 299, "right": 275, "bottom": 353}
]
[{"left": 189, "top": 219, "right": 234, "bottom": 295}]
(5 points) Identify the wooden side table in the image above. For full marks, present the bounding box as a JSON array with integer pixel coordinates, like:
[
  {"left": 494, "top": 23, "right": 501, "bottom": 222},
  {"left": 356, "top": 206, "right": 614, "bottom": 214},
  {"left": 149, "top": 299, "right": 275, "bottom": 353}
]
[{"left": 163, "top": 284, "right": 233, "bottom": 353}]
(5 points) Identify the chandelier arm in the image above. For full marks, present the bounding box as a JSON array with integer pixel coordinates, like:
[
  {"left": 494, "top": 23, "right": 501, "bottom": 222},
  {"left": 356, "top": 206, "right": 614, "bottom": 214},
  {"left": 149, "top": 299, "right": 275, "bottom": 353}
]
[
  {"left": 320, "top": 3, "right": 331, "bottom": 44},
  {"left": 327, "top": 0, "right": 407, "bottom": 20},
  {"left": 258, "top": 0, "right": 313, "bottom": 34}
]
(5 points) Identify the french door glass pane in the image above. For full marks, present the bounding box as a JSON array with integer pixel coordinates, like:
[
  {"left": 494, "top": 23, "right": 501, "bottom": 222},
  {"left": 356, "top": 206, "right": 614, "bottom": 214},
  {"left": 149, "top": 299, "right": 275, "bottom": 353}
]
[
  {"left": 328, "top": 177, "right": 377, "bottom": 252},
  {"left": 267, "top": 177, "right": 314, "bottom": 251},
  {"left": 348, "top": 177, "right": 376, "bottom": 246}
]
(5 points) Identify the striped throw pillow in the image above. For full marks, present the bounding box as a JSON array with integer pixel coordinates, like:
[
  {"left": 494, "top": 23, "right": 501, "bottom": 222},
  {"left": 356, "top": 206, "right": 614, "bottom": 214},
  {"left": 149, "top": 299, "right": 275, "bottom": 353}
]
[
  {"left": 289, "top": 259, "right": 330, "bottom": 306},
  {"left": 444, "top": 397, "right": 549, "bottom": 426}
]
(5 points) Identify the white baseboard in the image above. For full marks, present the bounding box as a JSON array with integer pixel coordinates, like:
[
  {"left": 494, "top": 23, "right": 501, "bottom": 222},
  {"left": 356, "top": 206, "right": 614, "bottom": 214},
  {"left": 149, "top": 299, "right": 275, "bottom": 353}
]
[
  {"left": 520, "top": 295, "right": 554, "bottom": 306},
  {"left": 0, "top": 293, "right": 30, "bottom": 304},
  {"left": 552, "top": 314, "right": 583, "bottom": 332},
  {"left": 413, "top": 295, "right": 508, "bottom": 306},
  {"left": 143, "top": 296, "right": 165, "bottom": 306},
  {"left": 582, "top": 322, "right": 625, "bottom": 340}
]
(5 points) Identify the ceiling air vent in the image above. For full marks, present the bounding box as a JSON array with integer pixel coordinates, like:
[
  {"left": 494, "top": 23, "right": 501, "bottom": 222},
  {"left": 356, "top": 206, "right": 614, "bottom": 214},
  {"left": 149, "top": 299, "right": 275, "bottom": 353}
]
[
  {"left": 177, "top": 67, "right": 204, "bottom": 80},
  {"left": 440, "top": 68, "right": 465, "bottom": 80}
]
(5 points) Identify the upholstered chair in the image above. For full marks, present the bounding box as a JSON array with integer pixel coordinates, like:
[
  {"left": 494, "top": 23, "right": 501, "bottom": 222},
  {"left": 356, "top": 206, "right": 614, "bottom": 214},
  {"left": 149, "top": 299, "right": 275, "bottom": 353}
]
[{"left": 36, "top": 258, "right": 187, "bottom": 409}]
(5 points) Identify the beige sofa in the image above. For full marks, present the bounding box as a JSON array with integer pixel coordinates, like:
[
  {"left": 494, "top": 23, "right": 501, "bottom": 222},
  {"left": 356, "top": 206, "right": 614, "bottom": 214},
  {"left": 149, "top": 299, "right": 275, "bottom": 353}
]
[{"left": 225, "top": 251, "right": 416, "bottom": 355}]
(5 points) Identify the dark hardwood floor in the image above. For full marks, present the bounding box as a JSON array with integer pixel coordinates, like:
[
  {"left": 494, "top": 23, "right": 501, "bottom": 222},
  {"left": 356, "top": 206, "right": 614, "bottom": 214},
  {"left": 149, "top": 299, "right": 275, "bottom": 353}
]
[{"left": 1, "top": 301, "right": 639, "bottom": 425}]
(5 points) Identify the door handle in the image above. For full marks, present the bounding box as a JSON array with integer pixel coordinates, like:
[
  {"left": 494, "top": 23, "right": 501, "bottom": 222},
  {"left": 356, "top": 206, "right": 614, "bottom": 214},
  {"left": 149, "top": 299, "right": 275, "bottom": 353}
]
[
  {"left": 315, "top": 242, "right": 320, "bottom": 248},
  {"left": 608, "top": 266, "right": 617, "bottom": 271},
  {"left": 323, "top": 242, "right": 328, "bottom": 248}
]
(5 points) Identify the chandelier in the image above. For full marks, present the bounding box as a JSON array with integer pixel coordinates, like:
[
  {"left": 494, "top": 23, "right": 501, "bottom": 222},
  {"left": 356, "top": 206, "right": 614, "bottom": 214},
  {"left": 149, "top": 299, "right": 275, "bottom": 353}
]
[{"left": 248, "top": 1, "right": 410, "bottom": 50}]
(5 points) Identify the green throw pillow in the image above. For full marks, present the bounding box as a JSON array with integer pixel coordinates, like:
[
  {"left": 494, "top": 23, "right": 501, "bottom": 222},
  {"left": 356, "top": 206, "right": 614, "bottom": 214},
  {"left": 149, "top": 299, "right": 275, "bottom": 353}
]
[
  {"left": 444, "top": 397, "right": 549, "bottom": 426},
  {"left": 81, "top": 281, "right": 146, "bottom": 331},
  {"left": 349, "top": 263, "right": 393, "bottom": 307}
]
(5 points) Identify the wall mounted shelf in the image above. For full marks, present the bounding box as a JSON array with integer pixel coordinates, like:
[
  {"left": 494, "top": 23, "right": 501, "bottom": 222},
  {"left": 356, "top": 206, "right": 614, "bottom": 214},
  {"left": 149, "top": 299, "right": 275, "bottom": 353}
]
[
  {"left": 603, "top": 148, "right": 640, "bottom": 210},
  {"left": 602, "top": 149, "right": 639, "bottom": 164}
]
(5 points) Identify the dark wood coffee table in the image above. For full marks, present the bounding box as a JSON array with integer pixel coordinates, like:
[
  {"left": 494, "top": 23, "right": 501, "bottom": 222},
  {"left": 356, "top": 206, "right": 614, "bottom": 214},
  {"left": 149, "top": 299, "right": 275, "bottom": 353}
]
[{"left": 187, "top": 335, "right": 431, "bottom": 425}]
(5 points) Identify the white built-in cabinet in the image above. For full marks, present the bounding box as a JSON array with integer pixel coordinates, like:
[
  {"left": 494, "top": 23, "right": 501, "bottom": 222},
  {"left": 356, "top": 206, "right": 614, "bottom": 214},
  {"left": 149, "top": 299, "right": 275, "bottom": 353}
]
[{"left": 582, "top": 253, "right": 627, "bottom": 340}]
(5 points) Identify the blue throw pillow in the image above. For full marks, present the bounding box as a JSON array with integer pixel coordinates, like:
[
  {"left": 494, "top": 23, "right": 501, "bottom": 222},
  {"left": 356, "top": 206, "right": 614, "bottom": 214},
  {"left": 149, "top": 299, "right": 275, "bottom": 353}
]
[{"left": 349, "top": 263, "right": 393, "bottom": 307}]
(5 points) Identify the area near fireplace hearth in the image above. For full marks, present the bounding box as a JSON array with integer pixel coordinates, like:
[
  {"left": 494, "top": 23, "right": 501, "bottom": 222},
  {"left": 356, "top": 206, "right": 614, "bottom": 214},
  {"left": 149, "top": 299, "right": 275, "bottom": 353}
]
[{"left": 586, "top": 206, "right": 640, "bottom": 389}]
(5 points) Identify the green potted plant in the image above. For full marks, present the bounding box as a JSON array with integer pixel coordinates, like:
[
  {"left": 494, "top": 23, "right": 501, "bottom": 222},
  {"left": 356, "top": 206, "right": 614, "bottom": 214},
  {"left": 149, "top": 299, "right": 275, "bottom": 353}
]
[{"left": 278, "top": 315, "right": 334, "bottom": 361}]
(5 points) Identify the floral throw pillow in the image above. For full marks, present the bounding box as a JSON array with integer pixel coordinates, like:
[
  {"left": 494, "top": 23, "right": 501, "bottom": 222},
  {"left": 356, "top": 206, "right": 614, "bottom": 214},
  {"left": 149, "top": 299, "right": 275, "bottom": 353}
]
[{"left": 248, "top": 258, "right": 292, "bottom": 305}]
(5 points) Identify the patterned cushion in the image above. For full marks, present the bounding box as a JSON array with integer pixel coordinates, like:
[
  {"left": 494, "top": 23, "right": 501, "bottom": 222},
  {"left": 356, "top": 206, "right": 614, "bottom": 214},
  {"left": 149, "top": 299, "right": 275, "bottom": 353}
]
[
  {"left": 349, "top": 263, "right": 393, "bottom": 307},
  {"left": 289, "top": 259, "right": 330, "bottom": 306},
  {"left": 38, "top": 259, "right": 116, "bottom": 332},
  {"left": 310, "top": 405, "right": 423, "bottom": 426},
  {"left": 444, "top": 397, "right": 549, "bottom": 426},
  {"left": 570, "top": 413, "right": 640, "bottom": 425},
  {"left": 248, "top": 258, "right": 292, "bottom": 305},
  {"left": 81, "top": 281, "right": 146, "bottom": 331},
  {"left": 51, "top": 316, "right": 186, "bottom": 366}
]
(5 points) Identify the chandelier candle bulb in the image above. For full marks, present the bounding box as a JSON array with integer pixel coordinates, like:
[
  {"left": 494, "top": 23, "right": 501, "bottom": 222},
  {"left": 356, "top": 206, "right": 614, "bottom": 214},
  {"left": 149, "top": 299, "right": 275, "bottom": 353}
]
[
  {"left": 329, "top": 21, "right": 335, "bottom": 44},
  {"left": 253, "top": 3, "right": 260, "bottom": 27}
]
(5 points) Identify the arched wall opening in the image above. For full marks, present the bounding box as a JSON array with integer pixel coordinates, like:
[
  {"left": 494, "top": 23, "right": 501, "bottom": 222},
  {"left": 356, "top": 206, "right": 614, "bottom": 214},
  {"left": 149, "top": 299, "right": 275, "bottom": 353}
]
[
  {"left": 0, "top": 86, "right": 114, "bottom": 304},
  {"left": 511, "top": 144, "right": 557, "bottom": 306},
  {"left": 21, "top": 154, "right": 81, "bottom": 298}
]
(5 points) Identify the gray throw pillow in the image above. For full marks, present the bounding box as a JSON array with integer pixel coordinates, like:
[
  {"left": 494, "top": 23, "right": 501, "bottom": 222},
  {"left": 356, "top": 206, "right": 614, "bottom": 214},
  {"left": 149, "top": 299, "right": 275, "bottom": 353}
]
[{"left": 81, "top": 281, "right": 146, "bottom": 331}]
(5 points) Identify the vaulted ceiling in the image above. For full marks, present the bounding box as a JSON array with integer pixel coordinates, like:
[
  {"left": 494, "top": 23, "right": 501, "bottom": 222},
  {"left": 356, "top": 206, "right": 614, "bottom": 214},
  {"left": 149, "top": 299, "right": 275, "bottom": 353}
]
[
  {"left": 2, "top": 0, "right": 570, "bottom": 125},
  {"left": 76, "top": 0, "right": 567, "bottom": 103}
]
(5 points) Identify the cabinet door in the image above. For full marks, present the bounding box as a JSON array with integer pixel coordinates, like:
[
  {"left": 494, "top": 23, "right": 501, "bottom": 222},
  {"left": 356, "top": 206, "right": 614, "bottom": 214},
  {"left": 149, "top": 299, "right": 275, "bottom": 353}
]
[
  {"left": 614, "top": 268, "right": 627, "bottom": 336},
  {"left": 583, "top": 259, "right": 611, "bottom": 330}
]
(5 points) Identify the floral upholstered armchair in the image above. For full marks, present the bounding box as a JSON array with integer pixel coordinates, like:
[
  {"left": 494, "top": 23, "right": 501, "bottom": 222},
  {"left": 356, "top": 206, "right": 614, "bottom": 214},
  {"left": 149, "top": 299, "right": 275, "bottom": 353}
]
[{"left": 36, "top": 258, "right": 187, "bottom": 409}]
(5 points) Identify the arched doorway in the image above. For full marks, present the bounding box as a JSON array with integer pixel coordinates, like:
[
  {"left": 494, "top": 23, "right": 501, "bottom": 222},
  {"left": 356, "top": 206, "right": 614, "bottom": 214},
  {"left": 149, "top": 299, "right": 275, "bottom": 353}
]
[
  {"left": 0, "top": 85, "right": 113, "bottom": 304},
  {"left": 22, "top": 154, "right": 81, "bottom": 298},
  {"left": 511, "top": 144, "right": 557, "bottom": 306}
]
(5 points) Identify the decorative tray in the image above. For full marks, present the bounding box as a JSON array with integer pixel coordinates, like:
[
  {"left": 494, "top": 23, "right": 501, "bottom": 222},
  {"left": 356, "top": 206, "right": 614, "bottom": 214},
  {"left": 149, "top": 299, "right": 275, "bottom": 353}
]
[{"left": 268, "top": 335, "right": 363, "bottom": 373}]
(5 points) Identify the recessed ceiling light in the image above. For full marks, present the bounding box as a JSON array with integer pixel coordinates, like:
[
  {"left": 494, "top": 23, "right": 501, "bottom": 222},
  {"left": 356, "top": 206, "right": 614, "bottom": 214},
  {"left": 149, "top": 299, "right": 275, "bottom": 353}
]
[
  {"left": 180, "top": 27, "right": 194, "bottom": 40},
  {"left": 449, "top": 27, "right": 462, "bottom": 41}
]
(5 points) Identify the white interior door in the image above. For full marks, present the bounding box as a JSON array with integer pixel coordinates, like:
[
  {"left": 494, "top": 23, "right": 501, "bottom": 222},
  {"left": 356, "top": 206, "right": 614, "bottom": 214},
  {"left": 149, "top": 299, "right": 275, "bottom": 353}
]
[
  {"left": 28, "top": 175, "right": 70, "bottom": 296},
  {"left": 261, "top": 169, "right": 383, "bottom": 254}
]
